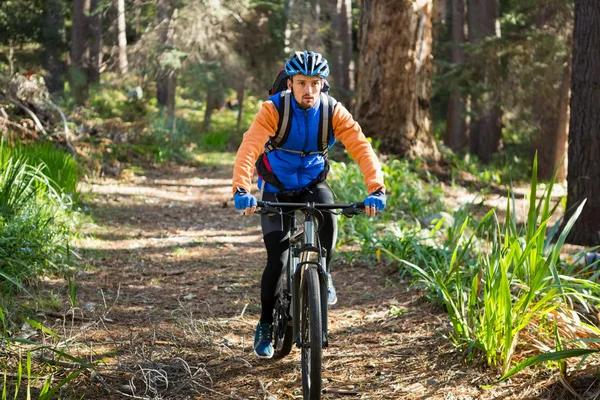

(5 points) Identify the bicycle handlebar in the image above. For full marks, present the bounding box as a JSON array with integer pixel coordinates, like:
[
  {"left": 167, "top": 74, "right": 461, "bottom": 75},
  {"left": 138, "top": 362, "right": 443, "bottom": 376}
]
[
  {"left": 256, "top": 201, "right": 365, "bottom": 217},
  {"left": 257, "top": 201, "right": 365, "bottom": 209}
]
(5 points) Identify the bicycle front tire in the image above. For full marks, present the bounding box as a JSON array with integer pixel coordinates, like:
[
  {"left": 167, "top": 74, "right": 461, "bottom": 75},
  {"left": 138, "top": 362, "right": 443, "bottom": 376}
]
[{"left": 301, "top": 268, "right": 322, "bottom": 400}]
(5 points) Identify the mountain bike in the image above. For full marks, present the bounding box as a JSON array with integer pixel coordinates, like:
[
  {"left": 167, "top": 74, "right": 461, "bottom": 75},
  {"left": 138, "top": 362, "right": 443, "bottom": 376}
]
[{"left": 256, "top": 200, "right": 364, "bottom": 400}]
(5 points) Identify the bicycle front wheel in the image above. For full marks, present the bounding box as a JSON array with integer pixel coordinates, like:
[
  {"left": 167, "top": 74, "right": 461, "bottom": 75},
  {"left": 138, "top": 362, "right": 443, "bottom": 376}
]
[{"left": 301, "top": 268, "right": 322, "bottom": 400}]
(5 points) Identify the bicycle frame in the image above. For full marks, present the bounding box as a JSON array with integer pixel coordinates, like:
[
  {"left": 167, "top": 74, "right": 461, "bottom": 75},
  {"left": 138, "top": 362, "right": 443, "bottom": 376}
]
[{"left": 258, "top": 201, "right": 364, "bottom": 349}]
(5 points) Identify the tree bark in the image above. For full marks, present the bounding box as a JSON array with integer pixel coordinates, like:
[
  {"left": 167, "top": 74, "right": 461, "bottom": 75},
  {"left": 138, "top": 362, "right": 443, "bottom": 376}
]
[
  {"left": 355, "top": 0, "right": 439, "bottom": 160},
  {"left": 71, "top": 0, "right": 90, "bottom": 105},
  {"left": 116, "top": 0, "right": 128, "bottom": 75},
  {"left": 444, "top": 0, "right": 467, "bottom": 152},
  {"left": 42, "top": 0, "right": 66, "bottom": 93},
  {"left": 332, "top": 0, "right": 353, "bottom": 105},
  {"left": 467, "top": 0, "right": 502, "bottom": 163},
  {"left": 564, "top": 0, "right": 600, "bottom": 246},
  {"left": 88, "top": 0, "right": 103, "bottom": 84}
]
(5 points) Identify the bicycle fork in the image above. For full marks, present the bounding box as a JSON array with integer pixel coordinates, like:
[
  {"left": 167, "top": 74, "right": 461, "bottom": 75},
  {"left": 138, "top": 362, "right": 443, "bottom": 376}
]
[{"left": 292, "top": 214, "right": 329, "bottom": 348}]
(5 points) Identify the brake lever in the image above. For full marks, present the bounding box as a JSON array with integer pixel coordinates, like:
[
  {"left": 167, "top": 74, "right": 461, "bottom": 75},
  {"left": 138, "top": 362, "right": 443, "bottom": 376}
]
[
  {"left": 341, "top": 207, "right": 364, "bottom": 218},
  {"left": 256, "top": 204, "right": 281, "bottom": 215}
]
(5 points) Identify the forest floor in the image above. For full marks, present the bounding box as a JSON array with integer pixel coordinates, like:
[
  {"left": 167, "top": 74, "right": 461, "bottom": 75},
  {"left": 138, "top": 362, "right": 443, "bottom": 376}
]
[{"left": 28, "top": 160, "right": 591, "bottom": 400}]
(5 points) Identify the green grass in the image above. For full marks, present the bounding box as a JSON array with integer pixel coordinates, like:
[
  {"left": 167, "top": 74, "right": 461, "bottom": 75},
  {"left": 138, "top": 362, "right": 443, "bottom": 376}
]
[
  {"left": 382, "top": 155, "right": 600, "bottom": 381},
  {"left": 0, "top": 143, "right": 78, "bottom": 293}
]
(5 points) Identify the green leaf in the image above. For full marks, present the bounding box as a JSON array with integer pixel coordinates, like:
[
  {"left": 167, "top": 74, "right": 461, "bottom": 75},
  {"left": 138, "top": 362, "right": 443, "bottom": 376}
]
[{"left": 485, "top": 348, "right": 600, "bottom": 387}]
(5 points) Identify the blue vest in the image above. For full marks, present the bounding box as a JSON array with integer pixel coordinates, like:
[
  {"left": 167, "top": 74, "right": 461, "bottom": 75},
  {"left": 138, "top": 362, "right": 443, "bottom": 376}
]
[{"left": 258, "top": 93, "right": 337, "bottom": 193}]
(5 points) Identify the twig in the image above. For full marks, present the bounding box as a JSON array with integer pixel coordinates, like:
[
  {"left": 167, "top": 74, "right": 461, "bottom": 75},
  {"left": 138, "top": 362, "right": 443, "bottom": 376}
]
[
  {"left": 323, "top": 387, "right": 360, "bottom": 395},
  {"left": 39, "top": 309, "right": 91, "bottom": 322},
  {"left": 239, "top": 303, "right": 248, "bottom": 319},
  {"left": 558, "top": 374, "right": 584, "bottom": 400},
  {"left": 46, "top": 99, "right": 75, "bottom": 154}
]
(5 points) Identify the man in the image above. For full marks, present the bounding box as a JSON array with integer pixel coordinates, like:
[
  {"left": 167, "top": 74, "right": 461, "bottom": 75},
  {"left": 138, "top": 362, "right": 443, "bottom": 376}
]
[{"left": 232, "top": 50, "right": 386, "bottom": 359}]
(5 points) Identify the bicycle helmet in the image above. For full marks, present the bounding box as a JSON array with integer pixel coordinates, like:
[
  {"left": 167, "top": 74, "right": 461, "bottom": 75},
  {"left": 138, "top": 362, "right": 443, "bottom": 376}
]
[{"left": 284, "top": 50, "right": 330, "bottom": 79}]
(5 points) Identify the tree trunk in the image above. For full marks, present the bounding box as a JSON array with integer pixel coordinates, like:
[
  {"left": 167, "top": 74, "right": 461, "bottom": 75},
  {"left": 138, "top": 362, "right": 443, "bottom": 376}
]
[
  {"left": 156, "top": 0, "right": 177, "bottom": 120},
  {"left": 88, "top": 0, "right": 103, "bottom": 84},
  {"left": 553, "top": 55, "right": 571, "bottom": 183},
  {"left": 432, "top": 0, "right": 448, "bottom": 35},
  {"left": 531, "top": 4, "right": 564, "bottom": 181},
  {"left": 284, "top": 0, "right": 295, "bottom": 53},
  {"left": 42, "top": 0, "right": 66, "bottom": 93},
  {"left": 564, "top": 0, "right": 600, "bottom": 246},
  {"left": 71, "top": 0, "right": 90, "bottom": 105},
  {"left": 116, "top": 0, "right": 128, "bottom": 75},
  {"left": 305, "top": 0, "right": 322, "bottom": 50},
  {"left": 444, "top": 0, "right": 467, "bottom": 152},
  {"left": 355, "top": 0, "right": 439, "bottom": 160},
  {"left": 467, "top": 0, "right": 502, "bottom": 163},
  {"left": 236, "top": 77, "right": 246, "bottom": 135},
  {"left": 203, "top": 86, "right": 224, "bottom": 132},
  {"left": 332, "top": 0, "right": 353, "bottom": 105},
  {"left": 532, "top": 50, "right": 571, "bottom": 182}
]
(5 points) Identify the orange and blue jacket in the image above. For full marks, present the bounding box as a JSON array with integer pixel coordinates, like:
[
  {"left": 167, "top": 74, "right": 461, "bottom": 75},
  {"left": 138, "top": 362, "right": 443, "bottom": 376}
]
[{"left": 232, "top": 94, "right": 385, "bottom": 195}]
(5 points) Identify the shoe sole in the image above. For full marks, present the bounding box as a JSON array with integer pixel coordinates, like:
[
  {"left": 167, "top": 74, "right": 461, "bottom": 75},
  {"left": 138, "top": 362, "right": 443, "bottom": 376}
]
[{"left": 254, "top": 349, "right": 274, "bottom": 359}]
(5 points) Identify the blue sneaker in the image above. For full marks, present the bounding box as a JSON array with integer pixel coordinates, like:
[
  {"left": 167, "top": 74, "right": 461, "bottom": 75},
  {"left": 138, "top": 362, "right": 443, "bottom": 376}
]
[{"left": 254, "top": 322, "right": 274, "bottom": 359}]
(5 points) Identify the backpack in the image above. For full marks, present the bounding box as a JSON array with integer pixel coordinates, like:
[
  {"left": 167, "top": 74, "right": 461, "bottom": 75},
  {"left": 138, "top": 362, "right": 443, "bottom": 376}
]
[{"left": 256, "top": 70, "right": 336, "bottom": 193}]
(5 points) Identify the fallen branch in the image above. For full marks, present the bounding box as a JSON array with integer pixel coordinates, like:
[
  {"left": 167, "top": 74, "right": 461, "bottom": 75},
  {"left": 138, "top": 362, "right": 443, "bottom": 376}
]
[
  {"left": 46, "top": 99, "right": 76, "bottom": 154},
  {"left": 0, "top": 92, "right": 48, "bottom": 135},
  {"left": 0, "top": 115, "right": 39, "bottom": 139}
]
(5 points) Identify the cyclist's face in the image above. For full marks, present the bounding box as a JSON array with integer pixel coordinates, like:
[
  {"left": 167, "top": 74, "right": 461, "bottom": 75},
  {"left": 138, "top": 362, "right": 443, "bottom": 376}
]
[{"left": 288, "top": 75, "right": 323, "bottom": 110}]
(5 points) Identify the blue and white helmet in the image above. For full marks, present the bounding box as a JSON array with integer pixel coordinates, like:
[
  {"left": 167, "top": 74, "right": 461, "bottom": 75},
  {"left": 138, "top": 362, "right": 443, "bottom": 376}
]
[{"left": 285, "top": 50, "right": 330, "bottom": 79}]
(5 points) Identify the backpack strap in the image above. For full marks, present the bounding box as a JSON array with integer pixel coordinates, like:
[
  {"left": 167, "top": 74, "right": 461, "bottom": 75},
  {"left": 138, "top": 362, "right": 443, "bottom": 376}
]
[
  {"left": 317, "top": 92, "right": 336, "bottom": 154},
  {"left": 267, "top": 90, "right": 293, "bottom": 152},
  {"left": 267, "top": 90, "right": 336, "bottom": 155}
]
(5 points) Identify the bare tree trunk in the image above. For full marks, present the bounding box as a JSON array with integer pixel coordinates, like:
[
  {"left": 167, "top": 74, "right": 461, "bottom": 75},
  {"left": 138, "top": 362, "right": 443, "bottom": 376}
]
[
  {"left": 42, "top": 0, "right": 66, "bottom": 93},
  {"left": 355, "top": 0, "right": 439, "bottom": 160},
  {"left": 88, "top": 0, "right": 103, "bottom": 83},
  {"left": 306, "top": 0, "right": 322, "bottom": 50},
  {"left": 236, "top": 77, "right": 246, "bottom": 134},
  {"left": 433, "top": 0, "right": 448, "bottom": 34},
  {"left": 156, "top": 1, "right": 177, "bottom": 120},
  {"left": 444, "top": 0, "right": 467, "bottom": 152},
  {"left": 71, "top": 0, "right": 90, "bottom": 105},
  {"left": 203, "top": 86, "right": 224, "bottom": 132},
  {"left": 284, "top": 0, "right": 295, "bottom": 53},
  {"left": 467, "top": 0, "right": 502, "bottom": 163},
  {"left": 553, "top": 54, "right": 571, "bottom": 183},
  {"left": 116, "top": 0, "right": 128, "bottom": 75},
  {"left": 564, "top": 0, "right": 600, "bottom": 245},
  {"left": 332, "top": 0, "right": 353, "bottom": 105},
  {"left": 532, "top": 49, "right": 571, "bottom": 182},
  {"left": 134, "top": 0, "right": 142, "bottom": 39}
]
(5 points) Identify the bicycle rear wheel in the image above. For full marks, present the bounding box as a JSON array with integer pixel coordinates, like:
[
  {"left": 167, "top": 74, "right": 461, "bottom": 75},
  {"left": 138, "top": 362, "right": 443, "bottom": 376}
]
[
  {"left": 273, "top": 297, "right": 293, "bottom": 359},
  {"left": 301, "top": 268, "right": 322, "bottom": 400}
]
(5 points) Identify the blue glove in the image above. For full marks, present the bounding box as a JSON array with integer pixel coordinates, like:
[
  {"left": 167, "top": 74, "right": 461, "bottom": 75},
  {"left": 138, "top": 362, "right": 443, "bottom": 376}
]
[
  {"left": 364, "top": 188, "right": 386, "bottom": 211},
  {"left": 233, "top": 189, "right": 257, "bottom": 211}
]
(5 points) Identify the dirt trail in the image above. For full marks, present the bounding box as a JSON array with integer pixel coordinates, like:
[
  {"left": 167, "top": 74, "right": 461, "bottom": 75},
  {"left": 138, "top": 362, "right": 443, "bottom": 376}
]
[{"left": 64, "top": 163, "right": 565, "bottom": 399}]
